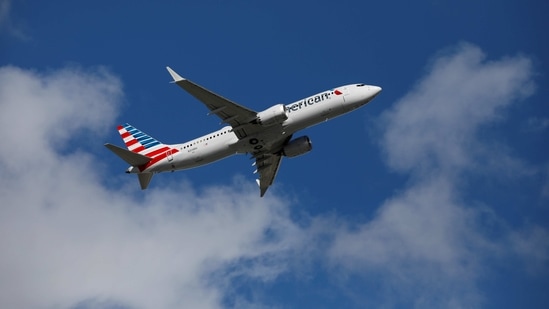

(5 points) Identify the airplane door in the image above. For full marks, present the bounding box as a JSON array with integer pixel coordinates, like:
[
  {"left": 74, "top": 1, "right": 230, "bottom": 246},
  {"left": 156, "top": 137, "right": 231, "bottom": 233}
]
[{"left": 166, "top": 150, "right": 173, "bottom": 162}]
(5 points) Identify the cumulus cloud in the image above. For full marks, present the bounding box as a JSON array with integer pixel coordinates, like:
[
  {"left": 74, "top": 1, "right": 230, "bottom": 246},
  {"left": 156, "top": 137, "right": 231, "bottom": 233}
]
[
  {"left": 327, "top": 178, "right": 486, "bottom": 307},
  {"left": 0, "top": 66, "right": 300, "bottom": 309},
  {"left": 0, "top": 43, "right": 546, "bottom": 309},
  {"left": 326, "top": 43, "right": 547, "bottom": 308},
  {"left": 380, "top": 43, "right": 534, "bottom": 176}
]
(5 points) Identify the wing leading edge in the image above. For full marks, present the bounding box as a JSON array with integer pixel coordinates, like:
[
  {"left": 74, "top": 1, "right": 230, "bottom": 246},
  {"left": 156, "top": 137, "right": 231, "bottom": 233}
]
[{"left": 166, "top": 67, "right": 258, "bottom": 139}]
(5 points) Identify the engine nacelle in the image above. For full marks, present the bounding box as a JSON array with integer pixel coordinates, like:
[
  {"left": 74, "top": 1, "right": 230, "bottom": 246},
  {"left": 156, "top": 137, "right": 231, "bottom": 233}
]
[
  {"left": 256, "top": 104, "right": 288, "bottom": 126},
  {"left": 282, "top": 136, "right": 312, "bottom": 158}
]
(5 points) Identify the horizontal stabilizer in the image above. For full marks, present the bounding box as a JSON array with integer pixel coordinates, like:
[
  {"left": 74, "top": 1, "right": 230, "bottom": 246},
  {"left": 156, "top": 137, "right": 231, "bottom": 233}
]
[{"left": 104, "top": 143, "right": 151, "bottom": 166}]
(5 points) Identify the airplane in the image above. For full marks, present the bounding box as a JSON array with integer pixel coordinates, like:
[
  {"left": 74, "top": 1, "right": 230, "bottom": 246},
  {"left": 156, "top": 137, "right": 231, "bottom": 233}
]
[{"left": 105, "top": 67, "right": 382, "bottom": 196}]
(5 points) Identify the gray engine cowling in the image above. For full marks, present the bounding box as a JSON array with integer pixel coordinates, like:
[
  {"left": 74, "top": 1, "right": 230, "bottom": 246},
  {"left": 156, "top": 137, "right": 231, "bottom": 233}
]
[
  {"left": 282, "top": 136, "right": 312, "bottom": 157},
  {"left": 256, "top": 104, "right": 288, "bottom": 126}
]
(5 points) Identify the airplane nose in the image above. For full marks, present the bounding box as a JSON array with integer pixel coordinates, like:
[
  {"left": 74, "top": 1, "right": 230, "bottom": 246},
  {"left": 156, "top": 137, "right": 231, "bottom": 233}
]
[{"left": 371, "top": 85, "right": 382, "bottom": 95}]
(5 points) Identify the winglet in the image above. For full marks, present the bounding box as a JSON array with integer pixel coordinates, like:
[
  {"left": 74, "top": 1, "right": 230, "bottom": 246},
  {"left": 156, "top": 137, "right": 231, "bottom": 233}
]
[{"left": 166, "top": 66, "right": 185, "bottom": 82}]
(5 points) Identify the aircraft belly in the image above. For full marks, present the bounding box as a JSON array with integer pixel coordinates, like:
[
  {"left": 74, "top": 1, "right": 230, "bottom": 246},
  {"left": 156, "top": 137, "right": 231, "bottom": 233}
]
[
  {"left": 232, "top": 126, "right": 290, "bottom": 154},
  {"left": 172, "top": 142, "right": 236, "bottom": 170}
]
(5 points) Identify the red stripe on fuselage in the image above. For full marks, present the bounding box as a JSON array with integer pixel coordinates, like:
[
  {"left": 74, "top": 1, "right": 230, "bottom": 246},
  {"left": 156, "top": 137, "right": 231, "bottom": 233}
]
[
  {"left": 144, "top": 146, "right": 170, "bottom": 158},
  {"left": 139, "top": 148, "right": 179, "bottom": 172}
]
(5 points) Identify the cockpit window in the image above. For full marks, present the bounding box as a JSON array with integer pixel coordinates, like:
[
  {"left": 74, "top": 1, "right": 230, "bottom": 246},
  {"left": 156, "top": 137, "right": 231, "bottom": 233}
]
[{"left": 357, "top": 84, "right": 365, "bottom": 87}]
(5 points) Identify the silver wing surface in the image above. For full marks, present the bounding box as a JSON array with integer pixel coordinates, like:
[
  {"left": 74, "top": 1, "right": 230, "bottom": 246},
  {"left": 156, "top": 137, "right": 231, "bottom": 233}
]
[
  {"left": 166, "top": 67, "right": 260, "bottom": 139},
  {"left": 254, "top": 153, "right": 283, "bottom": 197},
  {"left": 252, "top": 134, "right": 291, "bottom": 196}
]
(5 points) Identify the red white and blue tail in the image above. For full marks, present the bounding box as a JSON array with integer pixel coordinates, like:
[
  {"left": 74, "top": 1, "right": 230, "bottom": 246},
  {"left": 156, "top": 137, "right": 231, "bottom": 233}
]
[
  {"left": 117, "top": 123, "right": 165, "bottom": 156},
  {"left": 105, "top": 123, "right": 177, "bottom": 190},
  {"left": 117, "top": 123, "right": 179, "bottom": 169}
]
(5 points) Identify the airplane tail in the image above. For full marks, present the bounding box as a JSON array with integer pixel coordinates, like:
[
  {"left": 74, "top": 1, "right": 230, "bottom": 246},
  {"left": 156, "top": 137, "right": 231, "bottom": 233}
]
[
  {"left": 105, "top": 123, "right": 173, "bottom": 190},
  {"left": 117, "top": 123, "right": 164, "bottom": 155}
]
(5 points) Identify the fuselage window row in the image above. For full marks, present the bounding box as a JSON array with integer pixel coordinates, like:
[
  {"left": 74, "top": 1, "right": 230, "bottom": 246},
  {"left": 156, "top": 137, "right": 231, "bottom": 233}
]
[{"left": 181, "top": 130, "right": 230, "bottom": 149}]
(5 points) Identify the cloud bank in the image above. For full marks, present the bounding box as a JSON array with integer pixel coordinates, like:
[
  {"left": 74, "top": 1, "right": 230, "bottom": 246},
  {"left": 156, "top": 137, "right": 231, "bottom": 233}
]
[
  {"left": 0, "top": 65, "right": 299, "bottom": 309},
  {"left": 0, "top": 43, "right": 547, "bottom": 309},
  {"left": 326, "top": 43, "right": 546, "bottom": 308}
]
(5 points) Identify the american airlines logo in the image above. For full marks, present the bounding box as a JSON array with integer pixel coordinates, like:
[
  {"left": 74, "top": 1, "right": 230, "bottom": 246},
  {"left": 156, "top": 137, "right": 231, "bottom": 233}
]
[{"left": 286, "top": 89, "right": 342, "bottom": 113}]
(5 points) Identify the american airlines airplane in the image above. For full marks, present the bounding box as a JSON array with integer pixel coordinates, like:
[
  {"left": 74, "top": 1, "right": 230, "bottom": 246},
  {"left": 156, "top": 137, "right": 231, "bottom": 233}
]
[{"left": 105, "top": 67, "right": 382, "bottom": 196}]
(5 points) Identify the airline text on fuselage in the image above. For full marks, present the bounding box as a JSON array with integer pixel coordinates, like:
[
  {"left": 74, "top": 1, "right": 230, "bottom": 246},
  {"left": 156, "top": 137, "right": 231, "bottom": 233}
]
[{"left": 286, "top": 91, "right": 332, "bottom": 113}]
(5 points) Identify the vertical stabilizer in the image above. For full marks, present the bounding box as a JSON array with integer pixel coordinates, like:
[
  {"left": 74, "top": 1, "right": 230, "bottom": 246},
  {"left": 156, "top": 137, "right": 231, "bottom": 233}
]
[
  {"left": 117, "top": 123, "right": 165, "bottom": 156},
  {"left": 138, "top": 173, "right": 154, "bottom": 190}
]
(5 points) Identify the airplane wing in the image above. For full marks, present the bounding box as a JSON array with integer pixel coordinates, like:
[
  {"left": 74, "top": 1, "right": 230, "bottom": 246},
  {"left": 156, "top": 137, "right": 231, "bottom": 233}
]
[
  {"left": 252, "top": 134, "right": 291, "bottom": 196},
  {"left": 166, "top": 67, "right": 259, "bottom": 139},
  {"left": 254, "top": 153, "right": 283, "bottom": 197}
]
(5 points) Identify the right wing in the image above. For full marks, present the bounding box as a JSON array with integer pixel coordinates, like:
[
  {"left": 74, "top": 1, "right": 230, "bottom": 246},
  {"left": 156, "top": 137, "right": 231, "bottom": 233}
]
[
  {"left": 166, "top": 67, "right": 259, "bottom": 139},
  {"left": 254, "top": 153, "right": 283, "bottom": 197},
  {"left": 252, "top": 134, "right": 291, "bottom": 196}
]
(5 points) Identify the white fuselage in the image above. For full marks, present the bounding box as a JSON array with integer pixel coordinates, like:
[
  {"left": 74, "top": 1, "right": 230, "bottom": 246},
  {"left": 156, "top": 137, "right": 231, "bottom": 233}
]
[{"left": 143, "top": 84, "right": 381, "bottom": 173}]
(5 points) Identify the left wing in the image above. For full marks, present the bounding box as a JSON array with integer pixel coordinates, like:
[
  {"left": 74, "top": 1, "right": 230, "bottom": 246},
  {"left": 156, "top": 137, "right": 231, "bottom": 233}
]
[{"left": 166, "top": 67, "right": 259, "bottom": 139}]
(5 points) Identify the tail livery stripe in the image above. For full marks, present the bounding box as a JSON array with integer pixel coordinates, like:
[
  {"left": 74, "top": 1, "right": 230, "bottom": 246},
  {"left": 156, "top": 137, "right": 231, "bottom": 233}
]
[
  {"left": 125, "top": 139, "right": 138, "bottom": 147},
  {"left": 140, "top": 148, "right": 180, "bottom": 171},
  {"left": 117, "top": 123, "right": 164, "bottom": 155},
  {"left": 144, "top": 146, "right": 171, "bottom": 158}
]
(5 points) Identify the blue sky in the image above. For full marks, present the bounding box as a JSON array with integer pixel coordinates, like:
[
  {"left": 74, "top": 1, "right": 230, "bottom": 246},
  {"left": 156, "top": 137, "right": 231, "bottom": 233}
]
[{"left": 1, "top": 1, "right": 548, "bottom": 308}]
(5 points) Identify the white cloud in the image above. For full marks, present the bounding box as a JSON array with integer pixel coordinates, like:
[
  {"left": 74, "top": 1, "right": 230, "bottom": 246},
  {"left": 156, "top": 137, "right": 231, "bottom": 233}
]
[
  {"left": 325, "top": 43, "right": 547, "bottom": 308},
  {"left": 0, "top": 66, "right": 300, "bottom": 309},
  {"left": 379, "top": 43, "right": 534, "bottom": 176},
  {"left": 328, "top": 178, "right": 485, "bottom": 308},
  {"left": 0, "top": 44, "right": 547, "bottom": 309}
]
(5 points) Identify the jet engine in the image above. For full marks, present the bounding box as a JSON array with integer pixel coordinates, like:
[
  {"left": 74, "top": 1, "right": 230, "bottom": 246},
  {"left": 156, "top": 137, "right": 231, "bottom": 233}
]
[
  {"left": 256, "top": 104, "right": 288, "bottom": 126},
  {"left": 282, "top": 136, "right": 312, "bottom": 158}
]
